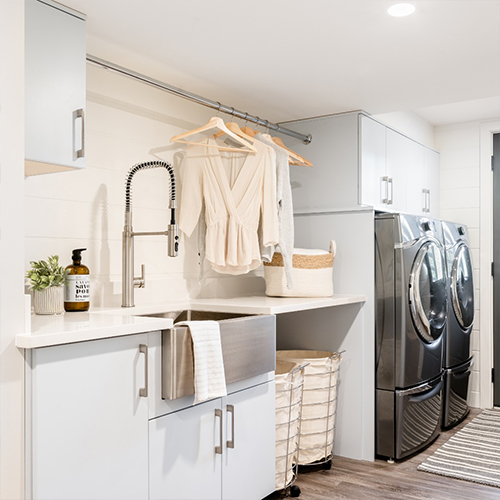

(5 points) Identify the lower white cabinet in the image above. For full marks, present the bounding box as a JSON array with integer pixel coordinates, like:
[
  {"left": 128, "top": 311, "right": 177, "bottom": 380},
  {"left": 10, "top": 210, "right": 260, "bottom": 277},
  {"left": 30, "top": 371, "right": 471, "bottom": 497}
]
[
  {"left": 149, "top": 381, "right": 276, "bottom": 500},
  {"left": 27, "top": 334, "right": 149, "bottom": 500},
  {"left": 26, "top": 331, "right": 276, "bottom": 500}
]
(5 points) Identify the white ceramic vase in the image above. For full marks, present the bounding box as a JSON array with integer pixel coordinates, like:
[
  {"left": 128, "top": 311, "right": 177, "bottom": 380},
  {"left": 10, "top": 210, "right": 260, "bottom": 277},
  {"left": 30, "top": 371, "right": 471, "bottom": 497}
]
[{"left": 33, "top": 286, "right": 64, "bottom": 315}]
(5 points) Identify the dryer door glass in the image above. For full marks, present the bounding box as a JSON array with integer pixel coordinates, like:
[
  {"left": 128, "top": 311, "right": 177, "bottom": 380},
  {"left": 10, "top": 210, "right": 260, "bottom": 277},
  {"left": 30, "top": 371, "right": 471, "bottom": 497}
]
[
  {"left": 452, "top": 244, "right": 474, "bottom": 329},
  {"left": 410, "top": 241, "right": 447, "bottom": 343}
]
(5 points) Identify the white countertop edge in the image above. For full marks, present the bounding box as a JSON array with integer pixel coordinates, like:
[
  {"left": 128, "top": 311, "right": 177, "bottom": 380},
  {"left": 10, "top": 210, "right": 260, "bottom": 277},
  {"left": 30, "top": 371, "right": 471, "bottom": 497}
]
[
  {"left": 16, "top": 315, "right": 173, "bottom": 349},
  {"left": 17, "top": 294, "right": 365, "bottom": 349},
  {"left": 189, "top": 294, "right": 366, "bottom": 314}
]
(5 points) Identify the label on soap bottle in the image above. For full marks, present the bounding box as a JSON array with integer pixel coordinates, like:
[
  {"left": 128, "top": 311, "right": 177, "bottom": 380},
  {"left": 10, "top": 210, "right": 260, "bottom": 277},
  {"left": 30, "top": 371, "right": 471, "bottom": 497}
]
[{"left": 65, "top": 275, "right": 90, "bottom": 302}]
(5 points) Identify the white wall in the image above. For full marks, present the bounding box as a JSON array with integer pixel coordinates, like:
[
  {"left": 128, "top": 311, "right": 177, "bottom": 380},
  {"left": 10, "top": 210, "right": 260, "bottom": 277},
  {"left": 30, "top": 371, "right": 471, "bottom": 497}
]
[
  {"left": 372, "top": 110, "right": 435, "bottom": 149},
  {"left": 25, "top": 64, "right": 266, "bottom": 309},
  {"left": 435, "top": 120, "right": 491, "bottom": 408},
  {"left": 0, "top": 2, "right": 26, "bottom": 499}
]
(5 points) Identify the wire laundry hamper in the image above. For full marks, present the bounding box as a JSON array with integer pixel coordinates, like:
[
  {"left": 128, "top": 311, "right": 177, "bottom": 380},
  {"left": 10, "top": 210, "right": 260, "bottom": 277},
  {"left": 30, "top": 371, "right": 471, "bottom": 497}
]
[
  {"left": 277, "top": 350, "right": 343, "bottom": 467},
  {"left": 275, "top": 360, "right": 307, "bottom": 497}
]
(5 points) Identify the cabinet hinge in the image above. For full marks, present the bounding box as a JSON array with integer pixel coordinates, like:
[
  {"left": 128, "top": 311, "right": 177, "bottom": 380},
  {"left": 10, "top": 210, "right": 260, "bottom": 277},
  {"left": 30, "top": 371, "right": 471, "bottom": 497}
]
[
  {"left": 493, "top": 367, "right": 495, "bottom": 383},
  {"left": 492, "top": 262, "right": 495, "bottom": 277},
  {"left": 492, "top": 156, "right": 495, "bottom": 171}
]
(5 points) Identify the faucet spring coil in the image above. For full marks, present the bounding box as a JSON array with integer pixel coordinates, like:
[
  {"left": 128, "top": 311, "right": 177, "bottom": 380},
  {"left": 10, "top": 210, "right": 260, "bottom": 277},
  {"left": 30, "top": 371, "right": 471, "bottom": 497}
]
[{"left": 124, "top": 160, "right": 176, "bottom": 213}]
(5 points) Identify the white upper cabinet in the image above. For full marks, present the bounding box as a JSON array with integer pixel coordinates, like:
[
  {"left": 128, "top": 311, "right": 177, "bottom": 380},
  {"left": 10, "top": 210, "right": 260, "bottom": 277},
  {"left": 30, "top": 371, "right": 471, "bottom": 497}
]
[
  {"left": 360, "top": 115, "right": 387, "bottom": 209},
  {"left": 25, "top": 0, "right": 86, "bottom": 175},
  {"left": 285, "top": 112, "right": 440, "bottom": 218}
]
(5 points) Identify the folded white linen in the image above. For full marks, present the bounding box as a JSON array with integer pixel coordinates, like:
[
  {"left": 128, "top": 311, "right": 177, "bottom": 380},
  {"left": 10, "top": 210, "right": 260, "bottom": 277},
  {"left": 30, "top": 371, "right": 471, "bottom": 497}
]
[{"left": 176, "top": 320, "right": 227, "bottom": 405}]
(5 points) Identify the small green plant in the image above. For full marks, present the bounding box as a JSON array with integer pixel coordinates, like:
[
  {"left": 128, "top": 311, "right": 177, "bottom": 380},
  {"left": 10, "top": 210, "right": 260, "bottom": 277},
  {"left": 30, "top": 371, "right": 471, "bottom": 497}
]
[{"left": 26, "top": 255, "right": 68, "bottom": 291}]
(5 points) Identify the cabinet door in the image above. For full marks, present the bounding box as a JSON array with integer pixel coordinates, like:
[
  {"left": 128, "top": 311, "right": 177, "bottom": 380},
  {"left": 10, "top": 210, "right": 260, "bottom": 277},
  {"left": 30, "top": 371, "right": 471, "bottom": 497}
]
[
  {"left": 386, "top": 129, "right": 407, "bottom": 212},
  {"left": 360, "top": 115, "right": 387, "bottom": 209},
  {"left": 25, "top": 0, "right": 86, "bottom": 174},
  {"left": 223, "top": 382, "right": 276, "bottom": 500},
  {"left": 30, "top": 335, "right": 149, "bottom": 500},
  {"left": 425, "top": 148, "right": 441, "bottom": 218},
  {"left": 405, "top": 139, "right": 426, "bottom": 216},
  {"left": 149, "top": 399, "right": 223, "bottom": 500}
]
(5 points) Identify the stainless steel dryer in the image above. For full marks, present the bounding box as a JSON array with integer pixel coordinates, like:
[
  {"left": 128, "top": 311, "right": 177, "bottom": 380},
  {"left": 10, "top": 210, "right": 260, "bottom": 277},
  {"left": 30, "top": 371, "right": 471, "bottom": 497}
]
[
  {"left": 375, "top": 213, "right": 446, "bottom": 460},
  {"left": 441, "top": 221, "right": 474, "bottom": 429}
]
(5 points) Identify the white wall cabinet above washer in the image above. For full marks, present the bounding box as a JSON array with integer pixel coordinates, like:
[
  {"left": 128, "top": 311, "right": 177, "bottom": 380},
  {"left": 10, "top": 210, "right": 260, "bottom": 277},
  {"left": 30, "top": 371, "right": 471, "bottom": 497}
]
[
  {"left": 282, "top": 111, "right": 440, "bottom": 218},
  {"left": 25, "top": 0, "right": 86, "bottom": 176}
]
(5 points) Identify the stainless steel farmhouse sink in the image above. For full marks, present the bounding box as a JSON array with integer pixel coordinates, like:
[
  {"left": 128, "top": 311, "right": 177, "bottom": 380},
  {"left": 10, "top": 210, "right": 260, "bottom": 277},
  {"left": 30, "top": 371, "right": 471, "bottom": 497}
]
[{"left": 143, "top": 310, "right": 276, "bottom": 400}]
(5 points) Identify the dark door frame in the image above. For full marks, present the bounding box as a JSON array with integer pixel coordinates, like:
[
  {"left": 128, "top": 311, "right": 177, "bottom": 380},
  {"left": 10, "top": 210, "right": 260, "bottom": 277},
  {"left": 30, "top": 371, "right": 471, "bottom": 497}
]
[{"left": 492, "top": 133, "right": 500, "bottom": 405}]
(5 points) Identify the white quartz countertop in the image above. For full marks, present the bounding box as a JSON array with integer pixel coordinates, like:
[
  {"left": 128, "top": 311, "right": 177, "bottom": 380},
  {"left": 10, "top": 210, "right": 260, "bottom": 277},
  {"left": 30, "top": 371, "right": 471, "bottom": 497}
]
[
  {"left": 16, "top": 312, "right": 174, "bottom": 349},
  {"left": 16, "top": 293, "right": 365, "bottom": 349}
]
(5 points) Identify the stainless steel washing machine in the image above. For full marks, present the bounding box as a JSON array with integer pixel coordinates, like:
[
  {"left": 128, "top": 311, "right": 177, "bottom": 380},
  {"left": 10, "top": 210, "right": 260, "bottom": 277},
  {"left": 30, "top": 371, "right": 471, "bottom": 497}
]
[
  {"left": 441, "top": 221, "right": 474, "bottom": 429},
  {"left": 375, "top": 213, "right": 446, "bottom": 460}
]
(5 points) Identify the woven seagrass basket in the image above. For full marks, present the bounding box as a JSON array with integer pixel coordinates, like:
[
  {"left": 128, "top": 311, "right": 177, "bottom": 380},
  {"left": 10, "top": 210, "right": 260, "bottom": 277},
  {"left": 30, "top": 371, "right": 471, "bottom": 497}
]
[{"left": 263, "top": 241, "right": 336, "bottom": 297}]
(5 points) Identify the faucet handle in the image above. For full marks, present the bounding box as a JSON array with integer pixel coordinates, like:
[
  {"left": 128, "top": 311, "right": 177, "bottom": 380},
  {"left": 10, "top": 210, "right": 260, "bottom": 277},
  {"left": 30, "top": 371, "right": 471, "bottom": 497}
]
[
  {"left": 134, "top": 264, "right": 146, "bottom": 289},
  {"left": 168, "top": 224, "right": 179, "bottom": 257}
]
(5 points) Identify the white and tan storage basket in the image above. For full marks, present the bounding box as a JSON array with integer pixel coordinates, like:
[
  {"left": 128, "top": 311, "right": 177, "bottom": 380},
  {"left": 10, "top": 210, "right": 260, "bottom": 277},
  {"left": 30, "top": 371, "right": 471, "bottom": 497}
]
[
  {"left": 276, "top": 350, "right": 342, "bottom": 466},
  {"left": 264, "top": 241, "right": 336, "bottom": 298},
  {"left": 275, "top": 360, "right": 306, "bottom": 493}
]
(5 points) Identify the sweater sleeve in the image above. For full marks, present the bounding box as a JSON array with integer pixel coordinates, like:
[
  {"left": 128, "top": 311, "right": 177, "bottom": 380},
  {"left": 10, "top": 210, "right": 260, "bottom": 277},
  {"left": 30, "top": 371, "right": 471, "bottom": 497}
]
[
  {"left": 179, "top": 146, "right": 204, "bottom": 238},
  {"left": 260, "top": 146, "right": 279, "bottom": 247}
]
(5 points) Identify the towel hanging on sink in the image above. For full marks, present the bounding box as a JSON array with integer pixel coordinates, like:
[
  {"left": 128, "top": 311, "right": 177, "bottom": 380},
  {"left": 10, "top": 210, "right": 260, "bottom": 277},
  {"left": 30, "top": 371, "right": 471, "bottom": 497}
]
[{"left": 176, "top": 320, "right": 227, "bottom": 405}]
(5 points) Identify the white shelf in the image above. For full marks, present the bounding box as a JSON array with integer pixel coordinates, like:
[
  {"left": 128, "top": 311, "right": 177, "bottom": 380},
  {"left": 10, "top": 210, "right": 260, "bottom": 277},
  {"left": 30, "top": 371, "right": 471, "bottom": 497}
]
[{"left": 189, "top": 294, "right": 366, "bottom": 315}]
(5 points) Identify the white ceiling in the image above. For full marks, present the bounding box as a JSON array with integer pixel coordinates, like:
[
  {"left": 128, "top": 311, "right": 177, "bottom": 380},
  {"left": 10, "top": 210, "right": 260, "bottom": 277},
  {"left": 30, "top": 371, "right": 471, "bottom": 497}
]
[{"left": 62, "top": 0, "right": 500, "bottom": 126}]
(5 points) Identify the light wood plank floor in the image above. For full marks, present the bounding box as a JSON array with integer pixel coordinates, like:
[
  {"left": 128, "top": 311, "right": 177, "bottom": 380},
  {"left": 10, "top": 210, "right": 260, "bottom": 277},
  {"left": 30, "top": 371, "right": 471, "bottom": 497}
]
[{"left": 266, "top": 409, "right": 500, "bottom": 500}]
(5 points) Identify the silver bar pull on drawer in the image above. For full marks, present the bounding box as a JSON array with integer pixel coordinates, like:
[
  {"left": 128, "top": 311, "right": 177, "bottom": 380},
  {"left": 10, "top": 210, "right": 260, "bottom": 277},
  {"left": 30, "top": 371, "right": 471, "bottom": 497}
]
[
  {"left": 226, "top": 404, "right": 235, "bottom": 449},
  {"left": 139, "top": 344, "right": 148, "bottom": 398},
  {"left": 215, "top": 409, "right": 223, "bottom": 454}
]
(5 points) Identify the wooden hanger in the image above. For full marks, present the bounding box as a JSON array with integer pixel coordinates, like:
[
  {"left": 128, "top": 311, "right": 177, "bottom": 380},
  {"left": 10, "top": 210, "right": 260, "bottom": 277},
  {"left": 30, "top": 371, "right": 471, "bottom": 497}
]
[
  {"left": 171, "top": 117, "right": 257, "bottom": 153},
  {"left": 214, "top": 122, "right": 259, "bottom": 146},
  {"left": 272, "top": 136, "right": 313, "bottom": 167},
  {"left": 240, "top": 126, "right": 259, "bottom": 138}
]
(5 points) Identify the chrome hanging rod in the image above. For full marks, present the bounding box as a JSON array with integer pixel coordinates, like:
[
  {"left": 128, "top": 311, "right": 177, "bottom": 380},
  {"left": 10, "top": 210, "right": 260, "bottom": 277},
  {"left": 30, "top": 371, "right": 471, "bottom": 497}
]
[{"left": 86, "top": 55, "right": 312, "bottom": 145}]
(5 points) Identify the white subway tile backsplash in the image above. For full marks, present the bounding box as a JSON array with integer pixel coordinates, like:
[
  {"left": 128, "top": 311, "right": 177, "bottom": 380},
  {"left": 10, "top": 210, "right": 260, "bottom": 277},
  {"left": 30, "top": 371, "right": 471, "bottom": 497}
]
[
  {"left": 467, "top": 227, "right": 480, "bottom": 249},
  {"left": 470, "top": 369, "right": 480, "bottom": 392},
  {"left": 440, "top": 187, "right": 479, "bottom": 210},
  {"left": 471, "top": 329, "right": 480, "bottom": 351},
  {"left": 440, "top": 167, "right": 480, "bottom": 189},
  {"left": 438, "top": 147, "right": 480, "bottom": 170},
  {"left": 435, "top": 124, "right": 480, "bottom": 151},
  {"left": 439, "top": 207, "right": 480, "bottom": 229},
  {"left": 469, "top": 391, "right": 480, "bottom": 408}
]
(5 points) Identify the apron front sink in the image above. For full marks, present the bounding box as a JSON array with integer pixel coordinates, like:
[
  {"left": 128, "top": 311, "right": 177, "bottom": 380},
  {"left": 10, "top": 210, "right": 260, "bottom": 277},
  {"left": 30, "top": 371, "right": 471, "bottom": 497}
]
[{"left": 143, "top": 310, "right": 276, "bottom": 400}]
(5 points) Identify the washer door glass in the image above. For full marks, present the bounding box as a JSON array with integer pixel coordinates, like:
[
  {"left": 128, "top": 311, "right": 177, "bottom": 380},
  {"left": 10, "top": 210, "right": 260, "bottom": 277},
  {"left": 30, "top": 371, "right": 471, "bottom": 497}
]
[
  {"left": 452, "top": 244, "right": 474, "bottom": 329},
  {"left": 410, "top": 241, "right": 447, "bottom": 343}
]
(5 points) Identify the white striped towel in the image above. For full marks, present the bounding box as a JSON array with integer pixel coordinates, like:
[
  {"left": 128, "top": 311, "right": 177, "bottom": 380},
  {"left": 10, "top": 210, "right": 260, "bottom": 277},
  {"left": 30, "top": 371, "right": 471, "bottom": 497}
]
[{"left": 176, "top": 320, "right": 227, "bottom": 405}]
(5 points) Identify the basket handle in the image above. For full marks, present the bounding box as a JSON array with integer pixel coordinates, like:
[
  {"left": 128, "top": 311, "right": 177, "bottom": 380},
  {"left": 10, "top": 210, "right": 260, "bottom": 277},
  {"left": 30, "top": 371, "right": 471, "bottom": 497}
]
[{"left": 329, "top": 240, "right": 337, "bottom": 257}]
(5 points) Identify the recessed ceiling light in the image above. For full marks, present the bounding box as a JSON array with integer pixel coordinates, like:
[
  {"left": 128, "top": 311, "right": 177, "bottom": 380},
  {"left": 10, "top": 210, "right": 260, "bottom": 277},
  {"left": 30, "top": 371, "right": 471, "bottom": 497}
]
[{"left": 388, "top": 3, "right": 416, "bottom": 17}]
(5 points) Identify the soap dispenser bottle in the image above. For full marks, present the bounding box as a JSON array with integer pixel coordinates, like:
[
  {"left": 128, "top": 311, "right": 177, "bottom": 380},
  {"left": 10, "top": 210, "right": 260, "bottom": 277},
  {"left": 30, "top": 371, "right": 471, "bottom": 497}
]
[{"left": 64, "top": 248, "right": 90, "bottom": 312}]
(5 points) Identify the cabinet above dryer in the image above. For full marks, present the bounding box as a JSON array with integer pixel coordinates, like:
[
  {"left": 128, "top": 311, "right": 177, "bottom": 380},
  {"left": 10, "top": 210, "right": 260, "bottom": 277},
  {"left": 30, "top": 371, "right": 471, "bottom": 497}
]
[
  {"left": 25, "top": 0, "right": 86, "bottom": 176},
  {"left": 282, "top": 111, "right": 440, "bottom": 218}
]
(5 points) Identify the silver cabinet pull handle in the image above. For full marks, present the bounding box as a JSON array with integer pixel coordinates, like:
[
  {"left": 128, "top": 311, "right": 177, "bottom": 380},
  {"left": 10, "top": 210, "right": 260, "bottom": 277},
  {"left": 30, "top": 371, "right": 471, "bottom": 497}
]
[
  {"left": 387, "top": 177, "right": 393, "bottom": 205},
  {"left": 76, "top": 108, "right": 85, "bottom": 159},
  {"left": 427, "top": 189, "right": 431, "bottom": 213},
  {"left": 382, "top": 176, "right": 389, "bottom": 204},
  {"left": 226, "top": 404, "right": 235, "bottom": 449},
  {"left": 139, "top": 344, "right": 148, "bottom": 397},
  {"left": 422, "top": 188, "right": 427, "bottom": 213},
  {"left": 215, "top": 409, "right": 223, "bottom": 454}
]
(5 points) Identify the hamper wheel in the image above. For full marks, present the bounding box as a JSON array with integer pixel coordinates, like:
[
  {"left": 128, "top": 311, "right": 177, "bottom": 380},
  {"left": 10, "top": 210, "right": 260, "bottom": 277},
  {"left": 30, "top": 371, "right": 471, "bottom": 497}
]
[
  {"left": 322, "top": 459, "right": 332, "bottom": 471},
  {"left": 289, "top": 485, "right": 301, "bottom": 497}
]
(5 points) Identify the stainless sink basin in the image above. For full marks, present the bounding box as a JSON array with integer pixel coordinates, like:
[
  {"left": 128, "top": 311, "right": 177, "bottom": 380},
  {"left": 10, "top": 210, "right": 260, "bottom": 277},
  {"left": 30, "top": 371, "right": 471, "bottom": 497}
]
[{"left": 143, "top": 310, "right": 276, "bottom": 400}]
